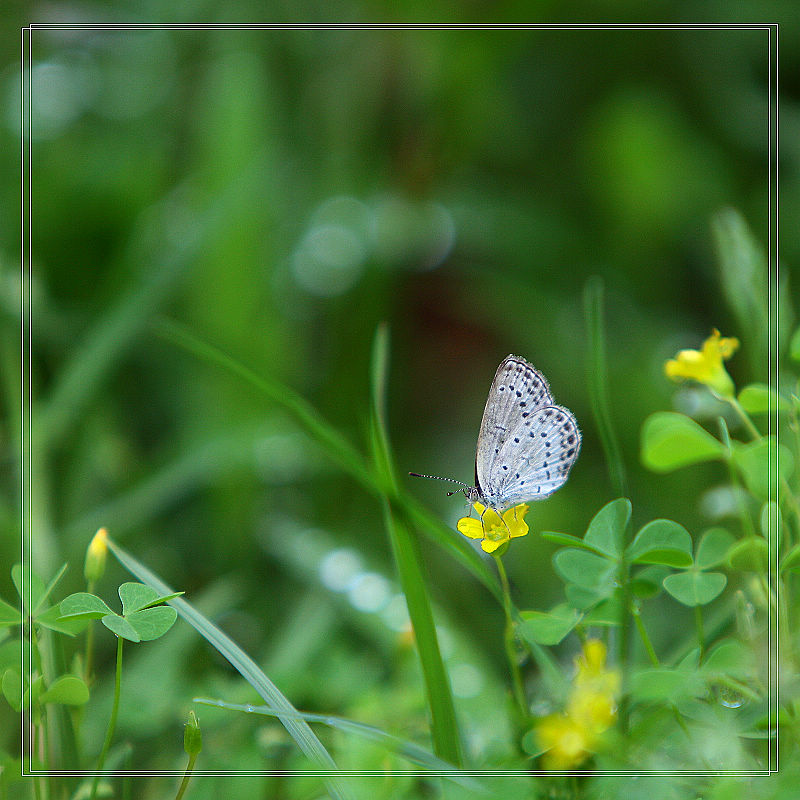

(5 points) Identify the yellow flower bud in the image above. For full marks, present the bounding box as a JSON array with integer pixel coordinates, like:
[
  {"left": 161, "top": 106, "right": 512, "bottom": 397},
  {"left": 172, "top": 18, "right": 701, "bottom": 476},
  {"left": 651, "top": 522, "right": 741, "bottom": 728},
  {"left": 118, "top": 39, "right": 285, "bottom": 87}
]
[{"left": 84, "top": 527, "right": 108, "bottom": 584}]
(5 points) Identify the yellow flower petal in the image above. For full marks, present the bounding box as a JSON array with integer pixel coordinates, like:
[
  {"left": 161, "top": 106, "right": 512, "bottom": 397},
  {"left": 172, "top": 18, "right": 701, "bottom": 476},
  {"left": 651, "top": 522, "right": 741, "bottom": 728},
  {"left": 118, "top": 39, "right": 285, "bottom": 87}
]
[
  {"left": 502, "top": 504, "right": 530, "bottom": 539},
  {"left": 536, "top": 714, "right": 592, "bottom": 770},
  {"left": 481, "top": 537, "right": 507, "bottom": 553},
  {"left": 456, "top": 502, "right": 530, "bottom": 550},
  {"left": 456, "top": 517, "right": 485, "bottom": 540},
  {"left": 664, "top": 329, "right": 739, "bottom": 397}
]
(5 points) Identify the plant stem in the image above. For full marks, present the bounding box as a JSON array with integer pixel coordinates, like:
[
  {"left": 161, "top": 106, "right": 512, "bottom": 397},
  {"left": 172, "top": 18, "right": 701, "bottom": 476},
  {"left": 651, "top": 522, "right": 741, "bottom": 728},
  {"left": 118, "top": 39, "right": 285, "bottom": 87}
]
[
  {"left": 33, "top": 721, "right": 42, "bottom": 800},
  {"left": 617, "top": 554, "right": 632, "bottom": 736},
  {"left": 631, "top": 605, "right": 659, "bottom": 666},
  {"left": 728, "top": 397, "right": 800, "bottom": 531},
  {"left": 493, "top": 554, "right": 528, "bottom": 720},
  {"left": 90, "top": 636, "right": 123, "bottom": 800},
  {"left": 174, "top": 753, "right": 198, "bottom": 800},
  {"left": 694, "top": 606, "right": 705, "bottom": 661},
  {"left": 84, "top": 580, "right": 95, "bottom": 683}
]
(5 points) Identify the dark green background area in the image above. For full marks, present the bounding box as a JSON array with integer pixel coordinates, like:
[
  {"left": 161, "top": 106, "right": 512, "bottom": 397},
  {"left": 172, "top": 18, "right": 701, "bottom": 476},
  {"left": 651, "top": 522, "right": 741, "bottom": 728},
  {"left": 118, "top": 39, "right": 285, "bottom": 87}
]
[{"left": 1, "top": 14, "right": 796, "bottom": 795}]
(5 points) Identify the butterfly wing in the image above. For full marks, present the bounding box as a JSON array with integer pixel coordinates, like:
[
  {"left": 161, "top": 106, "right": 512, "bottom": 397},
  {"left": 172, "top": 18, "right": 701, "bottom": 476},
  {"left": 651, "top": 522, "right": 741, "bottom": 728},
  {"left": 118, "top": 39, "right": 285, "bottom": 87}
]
[
  {"left": 488, "top": 403, "right": 581, "bottom": 510},
  {"left": 475, "top": 355, "right": 555, "bottom": 508}
]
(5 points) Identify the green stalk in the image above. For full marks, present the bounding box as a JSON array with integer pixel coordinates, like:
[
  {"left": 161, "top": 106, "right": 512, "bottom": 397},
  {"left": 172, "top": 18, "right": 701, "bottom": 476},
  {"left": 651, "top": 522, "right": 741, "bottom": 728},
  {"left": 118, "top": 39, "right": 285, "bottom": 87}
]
[
  {"left": 90, "top": 636, "right": 123, "bottom": 800},
  {"left": 369, "top": 325, "right": 462, "bottom": 766},
  {"left": 617, "top": 557, "right": 631, "bottom": 735},
  {"left": 631, "top": 604, "right": 659, "bottom": 667},
  {"left": 33, "top": 721, "right": 42, "bottom": 800},
  {"left": 174, "top": 753, "right": 198, "bottom": 800},
  {"left": 583, "top": 277, "right": 628, "bottom": 498},
  {"left": 84, "top": 580, "right": 96, "bottom": 684},
  {"left": 717, "top": 416, "right": 756, "bottom": 540},
  {"left": 492, "top": 554, "right": 528, "bottom": 720},
  {"left": 694, "top": 606, "right": 705, "bottom": 661},
  {"left": 728, "top": 397, "right": 800, "bottom": 529}
]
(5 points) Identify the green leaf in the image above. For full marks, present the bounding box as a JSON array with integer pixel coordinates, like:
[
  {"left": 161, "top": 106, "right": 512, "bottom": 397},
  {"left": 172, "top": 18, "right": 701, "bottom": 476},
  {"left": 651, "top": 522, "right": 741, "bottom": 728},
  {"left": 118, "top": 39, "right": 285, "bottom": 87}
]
[
  {"left": 0, "top": 598, "right": 21, "bottom": 628},
  {"left": 2, "top": 668, "right": 22, "bottom": 712},
  {"left": 39, "top": 675, "right": 90, "bottom": 706},
  {"left": 59, "top": 593, "right": 115, "bottom": 620},
  {"left": 641, "top": 412, "right": 725, "bottom": 472},
  {"left": 126, "top": 606, "right": 177, "bottom": 641},
  {"left": 631, "top": 668, "right": 690, "bottom": 702},
  {"left": 37, "top": 604, "right": 89, "bottom": 636},
  {"left": 565, "top": 583, "right": 609, "bottom": 610},
  {"left": 39, "top": 564, "right": 69, "bottom": 611},
  {"left": 732, "top": 438, "right": 794, "bottom": 500},
  {"left": 194, "top": 698, "right": 477, "bottom": 786},
  {"left": 630, "top": 565, "right": 670, "bottom": 598},
  {"left": 369, "top": 325, "right": 462, "bottom": 767},
  {"left": 24, "top": 675, "right": 45, "bottom": 706},
  {"left": 101, "top": 614, "right": 140, "bottom": 642},
  {"left": 702, "top": 639, "right": 752, "bottom": 680},
  {"left": 184, "top": 710, "right": 202, "bottom": 756},
  {"left": 780, "top": 542, "right": 800, "bottom": 574},
  {"left": 520, "top": 728, "right": 548, "bottom": 758},
  {"left": 627, "top": 519, "right": 693, "bottom": 567},
  {"left": 540, "top": 530, "right": 604, "bottom": 554},
  {"left": 791, "top": 326, "right": 800, "bottom": 362},
  {"left": 581, "top": 594, "right": 623, "bottom": 626},
  {"left": 518, "top": 604, "right": 582, "bottom": 646},
  {"left": 583, "top": 277, "right": 628, "bottom": 498},
  {"left": 711, "top": 208, "right": 769, "bottom": 377},
  {"left": 583, "top": 498, "right": 631, "bottom": 558},
  {"left": 677, "top": 648, "right": 701, "bottom": 671},
  {"left": 663, "top": 571, "right": 726, "bottom": 606},
  {"left": 553, "top": 549, "right": 616, "bottom": 592},
  {"left": 12, "top": 564, "right": 46, "bottom": 614},
  {"left": 737, "top": 384, "right": 789, "bottom": 414},
  {"left": 727, "top": 537, "right": 768, "bottom": 572},
  {"left": 118, "top": 582, "right": 160, "bottom": 615},
  {"left": 694, "top": 527, "right": 735, "bottom": 570}
]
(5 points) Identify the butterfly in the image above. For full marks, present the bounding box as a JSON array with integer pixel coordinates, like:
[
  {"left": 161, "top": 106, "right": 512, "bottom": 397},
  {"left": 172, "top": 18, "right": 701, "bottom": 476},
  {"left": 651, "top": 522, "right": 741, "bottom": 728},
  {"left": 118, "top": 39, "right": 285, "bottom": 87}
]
[{"left": 411, "top": 354, "right": 581, "bottom": 512}]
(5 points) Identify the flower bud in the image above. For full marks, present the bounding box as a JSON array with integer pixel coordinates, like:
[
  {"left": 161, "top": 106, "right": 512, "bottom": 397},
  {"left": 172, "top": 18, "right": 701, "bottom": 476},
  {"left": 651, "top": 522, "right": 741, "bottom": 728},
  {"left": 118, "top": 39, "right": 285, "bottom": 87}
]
[{"left": 84, "top": 528, "right": 108, "bottom": 584}]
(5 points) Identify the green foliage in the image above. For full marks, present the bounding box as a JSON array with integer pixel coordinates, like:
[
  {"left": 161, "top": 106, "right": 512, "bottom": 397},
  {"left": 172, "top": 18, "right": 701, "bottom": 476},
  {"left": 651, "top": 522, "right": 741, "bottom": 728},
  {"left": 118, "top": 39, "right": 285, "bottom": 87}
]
[
  {"left": 660, "top": 528, "right": 732, "bottom": 607},
  {"left": 518, "top": 605, "right": 583, "bottom": 646},
  {"left": 59, "top": 583, "right": 179, "bottom": 643},
  {"left": 641, "top": 412, "right": 726, "bottom": 471}
]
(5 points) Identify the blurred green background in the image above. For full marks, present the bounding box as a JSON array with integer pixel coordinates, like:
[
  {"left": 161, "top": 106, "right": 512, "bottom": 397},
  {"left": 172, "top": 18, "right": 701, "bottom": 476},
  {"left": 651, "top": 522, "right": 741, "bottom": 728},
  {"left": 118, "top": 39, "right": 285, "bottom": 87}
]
[{"left": 2, "top": 11, "right": 798, "bottom": 797}]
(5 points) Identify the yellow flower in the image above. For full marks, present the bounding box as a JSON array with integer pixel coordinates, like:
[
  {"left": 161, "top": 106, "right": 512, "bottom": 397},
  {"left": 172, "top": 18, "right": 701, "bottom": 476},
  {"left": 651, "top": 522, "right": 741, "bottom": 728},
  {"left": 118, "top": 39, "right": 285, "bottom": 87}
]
[
  {"left": 664, "top": 328, "right": 739, "bottom": 397},
  {"left": 84, "top": 527, "right": 108, "bottom": 584},
  {"left": 536, "top": 713, "right": 592, "bottom": 769},
  {"left": 456, "top": 502, "right": 529, "bottom": 553},
  {"left": 534, "top": 639, "right": 619, "bottom": 769}
]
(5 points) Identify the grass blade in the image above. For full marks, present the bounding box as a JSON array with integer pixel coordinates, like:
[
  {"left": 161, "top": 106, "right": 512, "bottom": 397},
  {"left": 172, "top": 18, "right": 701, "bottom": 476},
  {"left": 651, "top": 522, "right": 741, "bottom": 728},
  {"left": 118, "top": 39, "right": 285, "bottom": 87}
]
[
  {"left": 194, "top": 697, "right": 484, "bottom": 790},
  {"left": 583, "top": 276, "right": 628, "bottom": 498},
  {"left": 106, "top": 538, "right": 353, "bottom": 800},
  {"left": 369, "top": 324, "right": 463, "bottom": 766}
]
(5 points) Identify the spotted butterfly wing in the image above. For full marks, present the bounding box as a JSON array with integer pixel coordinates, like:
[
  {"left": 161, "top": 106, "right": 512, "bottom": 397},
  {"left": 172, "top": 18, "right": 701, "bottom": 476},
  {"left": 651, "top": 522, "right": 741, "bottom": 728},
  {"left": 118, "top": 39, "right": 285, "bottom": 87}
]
[{"left": 475, "top": 355, "right": 581, "bottom": 512}]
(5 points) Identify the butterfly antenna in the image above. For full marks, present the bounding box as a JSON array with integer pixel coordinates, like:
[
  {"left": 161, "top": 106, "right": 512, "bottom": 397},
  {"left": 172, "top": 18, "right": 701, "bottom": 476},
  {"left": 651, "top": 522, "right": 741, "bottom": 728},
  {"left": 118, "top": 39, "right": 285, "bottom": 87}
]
[{"left": 408, "top": 472, "right": 471, "bottom": 497}]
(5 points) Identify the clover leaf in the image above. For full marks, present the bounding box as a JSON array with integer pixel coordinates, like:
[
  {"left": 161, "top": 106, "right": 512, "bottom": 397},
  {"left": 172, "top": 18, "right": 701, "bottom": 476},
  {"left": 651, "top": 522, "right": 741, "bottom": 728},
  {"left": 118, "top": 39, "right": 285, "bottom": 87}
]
[
  {"left": 59, "top": 582, "right": 181, "bottom": 644},
  {"left": 662, "top": 528, "right": 732, "bottom": 607}
]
